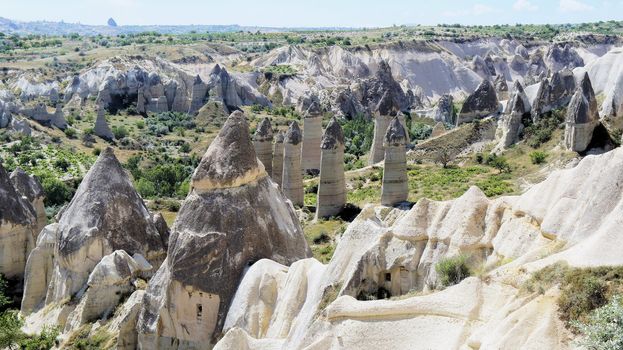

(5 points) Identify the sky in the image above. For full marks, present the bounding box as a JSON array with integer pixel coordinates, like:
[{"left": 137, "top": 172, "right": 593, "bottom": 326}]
[{"left": 0, "top": 0, "right": 621, "bottom": 28}]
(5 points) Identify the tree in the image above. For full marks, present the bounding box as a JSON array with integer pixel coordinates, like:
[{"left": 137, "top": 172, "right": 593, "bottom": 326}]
[{"left": 434, "top": 145, "right": 457, "bottom": 168}]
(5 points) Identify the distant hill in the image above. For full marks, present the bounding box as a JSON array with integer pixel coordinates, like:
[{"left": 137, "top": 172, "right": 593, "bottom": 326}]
[{"left": 0, "top": 17, "right": 353, "bottom": 36}]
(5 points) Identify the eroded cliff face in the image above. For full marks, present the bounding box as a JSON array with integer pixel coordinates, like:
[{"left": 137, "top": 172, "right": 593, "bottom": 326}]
[
  {"left": 136, "top": 111, "right": 311, "bottom": 349},
  {"left": 215, "top": 145, "right": 623, "bottom": 350},
  {"left": 21, "top": 148, "right": 167, "bottom": 337}
]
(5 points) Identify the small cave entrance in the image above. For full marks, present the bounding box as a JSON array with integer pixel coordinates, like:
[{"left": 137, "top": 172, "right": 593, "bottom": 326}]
[
  {"left": 107, "top": 92, "right": 138, "bottom": 114},
  {"left": 354, "top": 266, "right": 416, "bottom": 301},
  {"left": 584, "top": 123, "right": 616, "bottom": 154}
]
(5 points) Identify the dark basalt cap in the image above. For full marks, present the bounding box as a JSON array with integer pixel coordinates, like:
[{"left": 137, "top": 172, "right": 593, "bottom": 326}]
[
  {"left": 320, "top": 117, "right": 345, "bottom": 150},
  {"left": 191, "top": 111, "right": 261, "bottom": 188},
  {"left": 285, "top": 121, "right": 302, "bottom": 145},
  {"left": 304, "top": 101, "right": 322, "bottom": 118},
  {"left": 253, "top": 118, "right": 273, "bottom": 142},
  {"left": 10, "top": 167, "right": 44, "bottom": 202},
  {"left": 384, "top": 116, "right": 407, "bottom": 146}
]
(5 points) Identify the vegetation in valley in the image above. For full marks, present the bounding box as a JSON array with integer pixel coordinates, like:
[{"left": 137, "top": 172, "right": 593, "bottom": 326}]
[
  {"left": 523, "top": 262, "right": 623, "bottom": 330},
  {"left": 435, "top": 255, "right": 472, "bottom": 288}
]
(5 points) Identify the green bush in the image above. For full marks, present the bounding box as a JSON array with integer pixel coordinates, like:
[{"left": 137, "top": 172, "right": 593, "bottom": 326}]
[
  {"left": 435, "top": 255, "right": 471, "bottom": 287},
  {"left": 41, "top": 176, "right": 74, "bottom": 206},
  {"left": 112, "top": 125, "right": 128, "bottom": 139},
  {"left": 486, "top": 154, "right": 511, "bottom": 173},
  {"left": 529, "top": 151, "right": 547, "bottom": 164},
  {"left": 573, "top": 296, "right": 623, "bottom": 350},
  {"left": 64, "top": 128, "right": 77, "bottom": 139},
  {"left": 136, "top": 178, "right": 157, "bottom": 198}
]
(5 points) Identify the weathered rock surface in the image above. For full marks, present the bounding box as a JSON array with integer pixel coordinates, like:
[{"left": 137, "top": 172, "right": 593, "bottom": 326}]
[
  {"left": 64, "top": 250, "right": 152, "bottom": 332},
  {"left": 301, "top": 102, "right": 323, "bottom": 174},
  {"left": 21, "top": 147, "right": 166, "bottom": 318},
  {"left": 272, "top": 132, "right": 285, "bottom": 187},
  {"left": 253, "top": 118, "right": 274, "bottom": 177},
  {"left": 431, "top": 94, "right": 455, "bottom": 125},
  {"left": 381, "top": 117, "right": 408, "bottom": 206},
  {"left": 564, "top": 73, "right": 599, "bottom": 152},
  {"left": 545, "top": 44, "right": 584, "bottom": 72},
  {"left": 0, "top": 163, "right": 37, "bottom": 279},
  {"left": 494, "top": 74, "right": 509, "bottom": 100},
  {"left": 457, "top": 79, "right": 499, "bottom": 125},
  {"left": 136, "top": 111, "right": 311, "bottom": 348},
  {"left": 216, "top": 144, "right": 623, "bottom": 350},
  {"left": 282, "top": 121, "right": 304, "bottom": 206},
  {"left": 531, "top": 69, "right": 576, "bottom": 120},
  {"left": 495, "top": 86, "right": 529, "bottom": 151},
  {"left": 316, "top": 117, "right": 346, "bottom": 219},
  {"left": 94, "top": 105, "right": 114, "bottom": 141},
  {"left": 10, "top": 167, "right": 46, "bottom": 239}
]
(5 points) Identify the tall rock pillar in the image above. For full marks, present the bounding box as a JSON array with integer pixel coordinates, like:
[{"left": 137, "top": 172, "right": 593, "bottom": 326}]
[
  {"left": 381, "top": 117, "right": 409, "bottom": 206},
  {"left": 301, "top": 102, "right": 323, "bottom": 175},
  {"left": 369, "top": 113, "right": 392, "bottom": 165},
  {"left": 316, "top": 117, "right": 346, "bottom": 219},
  {"left": 282, "top": 121, "right": 304, "bottom": 206},
  {"left": 253, "top": 118, "right": 274, "bottom": 177},
  {"left": 272, "top": 131, "right": 285, "bottom": 187}
]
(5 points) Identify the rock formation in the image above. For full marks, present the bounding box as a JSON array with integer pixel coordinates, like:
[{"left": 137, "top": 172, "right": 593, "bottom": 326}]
[
  {"left": 457, "top": 79, "right": 499, "bottom": 125},
  {"left": 64, "top": 250, "right": 152, "bottom": 332},
  {"left": 495, "top": 87, "right": 529, "bottom": 151},
  {"left": 282, "top": 121, "right": 304, "bottom": 206},
  {"left": 354, "top": 60, "right": 411, "bottom": 117},
  {"left": 301, "top": 102, "right": 323, "bottom": 174},
  {"left": 369, "top": 114, "right": 392, "bottom": 165},
  {"left": 21, "top": 148, "right": 166, "bottom": 316},
  {"left": 10, "top": 167, "right": 46, "bottom": 238},
  {"left": 94, "top": 104, "right": 114, "bottom": 141},
  {"left": 494, "top": 75, "right": 509, "bottom": 100},
  {"left": 316, "top": 117, "right": 346, "bottom": 219},
  {"left": 0, "top": 162, "right": 37, "bottom": 279},
  {"left": 564, "top": 73, "right": 599, "bottom": 152},
  {"left": 531, "top": 69, "right": 576, "bottom": 121},
  {"left": 431, "top": 94, "right": 455, "bottom": 125},
  {"left": 272, "top": 132, "right": 285, "bottom": 187},
  {"left": 252, "top": 117, "right": 274, "bottom": 177},
  {"left": 381, "top": 117, "right": 408, "bottom": 206},
  {"left": 545, "top": 44, "right": 584, "bottom": 72},
  {"left": 431, "top": 122, "right": 446, "bottom": 138},
  {"left": 136, "top": 110, "right": 311, "bottom": 348},
  {"left": 52, "top": 104, "right": 67, "bottom": 130},
  {"left": 215, "top": 141, "right": 623, "bottom": 350},
  {"left": 472, "top": 55, "right": 494, "bottom": 80},
  {"left": 188, "top": 75, "right": 208, "bottom": 114},
  {"left": 504, "top": 80, "right": 531, "bottom": 114}
]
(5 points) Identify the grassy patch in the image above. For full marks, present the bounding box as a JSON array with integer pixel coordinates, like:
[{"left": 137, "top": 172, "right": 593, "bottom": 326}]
[
  {"left": 523, "top": 262, "right": 623, "bottom": 329},
  {"left": 64, "top": 324, "right": 116, "bottom": 350},
  {"left": 303, "top": 219, "right": 346, "bottom": 263},
  {"left": 435, "top": 254, "right": 472, "bottom": 288}
]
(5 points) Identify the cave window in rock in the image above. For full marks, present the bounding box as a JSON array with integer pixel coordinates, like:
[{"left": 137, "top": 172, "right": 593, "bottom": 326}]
[
  {"left": 385, "top": 273, "right": 392, "bottom": 282},
  {"left": 196, "top": 304, "right": 202, "bottom": 321}
]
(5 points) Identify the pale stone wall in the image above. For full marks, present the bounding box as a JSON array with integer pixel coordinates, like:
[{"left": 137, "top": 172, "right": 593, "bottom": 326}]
[
  {"left": 381, "top": 145, "right": 408, "bottom": 206},
  {"left": 316, "top": 146, "right": 346, "bottom": 219},
  {"left": 0, "top": 222, "right": 33, "bottom": 279},
  {"left": 282, "top": 142, "right": 304, "bottom": 206},
  {"left": 301, "top": 116, "right": 322, "bottom": 173},
  {"left": 564, "top": 121, "right": 597, "bottom": 152},
  {"left": 369, "top": 115, "right": 392, "bottom": 165},
  {"left": 272, "top": 139, "right": 285, "bottom": 187},
  {"left": 253, "top": 141, "right": 273, "bottom": 178},
  {"left": 370, "top": 115, "right": 408, "bottom": 165}
]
